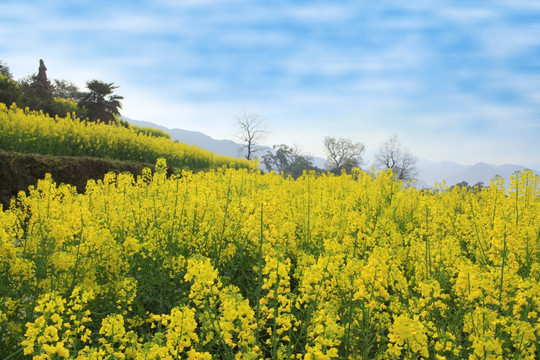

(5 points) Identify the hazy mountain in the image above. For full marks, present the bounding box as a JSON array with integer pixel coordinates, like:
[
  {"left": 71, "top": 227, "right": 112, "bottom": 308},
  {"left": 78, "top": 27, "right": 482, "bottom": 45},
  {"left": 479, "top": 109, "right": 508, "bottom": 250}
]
[
  {"left": 416, "top": 161, "right": 538, "bottom": 188},
  {"left": 126, "top": 118, "right": 244, "bottom": 158},
  {"left": 445, "top": 163, "right": 531, "bottom": 187},
  {"left": 412, "top": 178, "right": 431, "bottom": 189},
  {"left": 416, "top": 160, "right": 468, "bottom": 186},
  {"left": 123, "top": 117, "right": 537, "bottom": 188}
]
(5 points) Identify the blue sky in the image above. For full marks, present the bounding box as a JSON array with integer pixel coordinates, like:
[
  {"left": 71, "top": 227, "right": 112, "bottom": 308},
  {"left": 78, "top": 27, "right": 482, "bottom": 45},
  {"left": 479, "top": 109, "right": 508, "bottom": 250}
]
[{"left": 1, "top": 0, "right": 539, "bottom": 168}]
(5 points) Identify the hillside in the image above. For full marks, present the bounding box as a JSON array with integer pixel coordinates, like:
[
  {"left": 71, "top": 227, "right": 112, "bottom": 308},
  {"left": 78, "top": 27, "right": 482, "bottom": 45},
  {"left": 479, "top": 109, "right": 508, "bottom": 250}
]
[{"left": 0, "top": 104, "right": 253, "bottom": 171}]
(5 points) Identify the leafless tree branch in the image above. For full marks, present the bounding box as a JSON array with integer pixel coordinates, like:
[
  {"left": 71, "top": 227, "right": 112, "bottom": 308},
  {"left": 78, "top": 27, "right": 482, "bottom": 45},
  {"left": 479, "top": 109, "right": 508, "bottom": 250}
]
[
  {"left": 374, "top": 135, "right": 418, "bottom": 182},
  {"left": 235, "top": 111, "right": 268, "bottom": 160}
]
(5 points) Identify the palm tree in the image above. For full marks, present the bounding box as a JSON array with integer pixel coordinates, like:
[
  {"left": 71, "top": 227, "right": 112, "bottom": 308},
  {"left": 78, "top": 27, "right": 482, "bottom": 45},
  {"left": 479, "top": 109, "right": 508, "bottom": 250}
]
[{"left": 78, "top": 80, "right": 123, "bottom": 124}]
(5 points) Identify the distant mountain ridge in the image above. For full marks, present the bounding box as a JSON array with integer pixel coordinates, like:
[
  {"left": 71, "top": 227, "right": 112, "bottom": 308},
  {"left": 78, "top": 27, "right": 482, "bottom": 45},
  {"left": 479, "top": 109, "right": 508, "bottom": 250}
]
[
  {"left": 126, "top": 118, "right": 244, "bottom": 158},
  {"left": 124, "top": 117, "right": 538, "bottom": 188},
  {"left": 415, "top": 159, "right": 537, "bottom": 188}
]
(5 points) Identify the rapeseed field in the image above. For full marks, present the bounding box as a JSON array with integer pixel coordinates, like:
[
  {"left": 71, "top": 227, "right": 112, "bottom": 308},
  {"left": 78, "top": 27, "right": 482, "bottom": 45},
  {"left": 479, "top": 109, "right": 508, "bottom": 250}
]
[{"left": 0, "top": 160, "right": 538, "bottom": 359}]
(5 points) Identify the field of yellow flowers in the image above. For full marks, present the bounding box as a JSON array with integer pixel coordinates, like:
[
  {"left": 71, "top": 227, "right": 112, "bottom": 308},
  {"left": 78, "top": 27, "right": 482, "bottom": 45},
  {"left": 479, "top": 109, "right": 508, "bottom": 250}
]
[
  {"left": 0, "top": 103, "right": 252, "bottom": 171},
  {"left": 0, "top": 160, "right": 538, "bottom": 359}
]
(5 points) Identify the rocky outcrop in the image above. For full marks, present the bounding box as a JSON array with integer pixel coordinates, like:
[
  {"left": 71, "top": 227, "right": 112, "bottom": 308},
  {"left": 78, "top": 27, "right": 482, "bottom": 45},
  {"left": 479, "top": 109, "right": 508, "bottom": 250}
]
[{"left": 29, "top": 59, "right": 53, "bottom": 100}]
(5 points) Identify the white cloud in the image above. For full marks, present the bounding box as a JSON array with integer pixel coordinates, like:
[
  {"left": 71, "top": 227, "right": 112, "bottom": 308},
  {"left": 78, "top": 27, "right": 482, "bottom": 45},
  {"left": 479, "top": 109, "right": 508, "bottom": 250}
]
[
  {"left": 437, "top": 7, "right": 500, "bottom": 23},
  {"left": 216, "top": 31, "right": 291, "bottom": 47},
  {"left": 278, "top": 37, "right": 429, "bottom": 82},
  {"left": 0, "top": 3, "right": 36, "bottom": 18},
  {"left": 155, "top": 0, "right": 233, "bottom": 8},
  {"left": 504, "top": 0, "right": 540, "bottom": 10},
  {"left": 282, "top": 4, "right": 353, "bottom": 23},
  {"left": 529, "top": 92, "right": 540, "bottom": 103}
]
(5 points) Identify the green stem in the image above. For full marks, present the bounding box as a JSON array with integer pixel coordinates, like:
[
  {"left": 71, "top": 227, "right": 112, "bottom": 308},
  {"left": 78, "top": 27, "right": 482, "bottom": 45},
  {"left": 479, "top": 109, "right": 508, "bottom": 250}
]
[
  {"left": 498, "top": 231, "right": 507, "bottom": 310},
  {"left": 255, "top": 203, "right": 264, "bottom": 343},
  {"left": 3, "top": 347, "right": 23, "bottom": 360}
]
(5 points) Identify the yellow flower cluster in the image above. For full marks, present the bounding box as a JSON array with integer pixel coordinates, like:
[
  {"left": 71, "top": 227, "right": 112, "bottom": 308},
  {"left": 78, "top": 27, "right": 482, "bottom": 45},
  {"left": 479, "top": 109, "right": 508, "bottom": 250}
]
[
  {"left": 218, "top": 287, "right": 259, "bottom": 359},
  {"left": 0, "top": 160, "right": 539, "bottom": 359},
  {"left": 258, "top": 247, "right": 296, "bottom": 358},
  {"left": 304, "top": 305, "right": 344, "bottom": 360},
  {"left": 21, "top": 286, "right": 94, "bottom": 359},
  {"left": 387, "top": 314, "right": 429, "bottom": 358}
]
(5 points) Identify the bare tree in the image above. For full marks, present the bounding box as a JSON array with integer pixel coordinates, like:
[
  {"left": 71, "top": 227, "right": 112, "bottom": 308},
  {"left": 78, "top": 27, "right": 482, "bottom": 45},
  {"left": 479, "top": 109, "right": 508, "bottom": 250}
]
[
  {"left": 323, "top": 136, "right": 365, "bottom": 174},
  {"left": 235, "top": 111, "right": 268, "bottom": 160},
  {"left": 374, "top": 135, "right": 418, "bottom": 182}
]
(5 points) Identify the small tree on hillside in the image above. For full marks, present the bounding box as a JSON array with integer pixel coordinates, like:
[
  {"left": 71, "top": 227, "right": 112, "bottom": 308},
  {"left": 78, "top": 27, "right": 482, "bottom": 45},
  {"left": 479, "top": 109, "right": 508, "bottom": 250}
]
[
  {"left": 262, "top": 144, "right": 319, "bottom": 178},
  {"left": 235, "top": 111, "right": 268, "bottom": 161},
  {"left": 0, "top": 72, "right": 23, "bottom": 106},
  {"left": 374, "top": 135, "right": 418, "bottom": 182},
  {"left": 0, "top": 60, "right": 13, "bottom": 79},
  {"left": 78, "top": 80, "right": 123, "bottom": 124},
  {"left": 52, "top": 79, "right": 82, "bottom": 100},
  {"left": 323, "top": 136, "right": 365, "bottom": 174},
  {"left": 17, "top": 73, "right": 36, "bottom": 93}
]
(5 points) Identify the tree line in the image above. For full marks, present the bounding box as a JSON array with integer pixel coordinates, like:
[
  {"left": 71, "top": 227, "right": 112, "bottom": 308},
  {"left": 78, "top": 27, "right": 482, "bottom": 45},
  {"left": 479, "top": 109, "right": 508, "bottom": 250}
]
[
  {"left": 235, "top": 111, "right": 418, "bottom": 182},
  {"left": 0, "top": 59, "right": 124, "bottom": 125}
]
